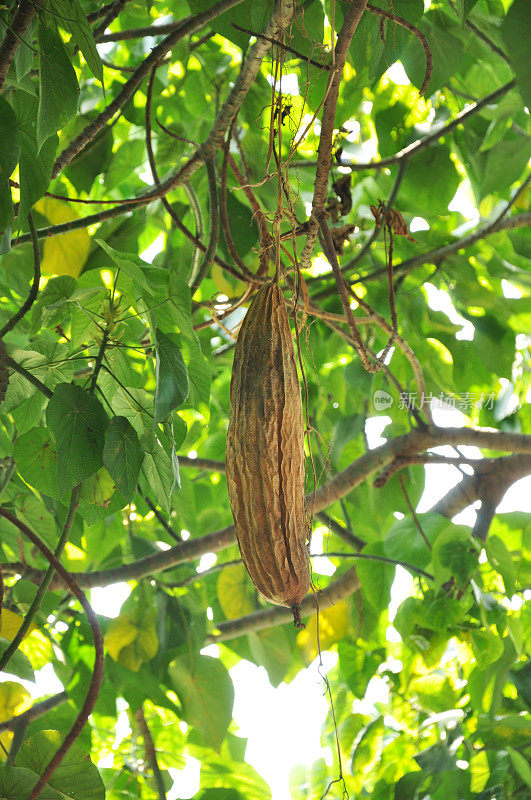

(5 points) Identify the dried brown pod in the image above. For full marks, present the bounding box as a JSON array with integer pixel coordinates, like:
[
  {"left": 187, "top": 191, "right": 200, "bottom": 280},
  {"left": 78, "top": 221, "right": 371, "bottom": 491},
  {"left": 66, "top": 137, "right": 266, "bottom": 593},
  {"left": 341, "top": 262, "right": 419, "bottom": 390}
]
[
  {"left": 225, "top": 282, "right": 310, "bottom": 626},
  {"left": 370, "top": 201, "right": 416, "bottom": 242},
  {"left": 332, "top": 173, "right": 353, "bottom": 216},
  {"left": 330, "top": 223, "right": 358, "bottom": 254}
]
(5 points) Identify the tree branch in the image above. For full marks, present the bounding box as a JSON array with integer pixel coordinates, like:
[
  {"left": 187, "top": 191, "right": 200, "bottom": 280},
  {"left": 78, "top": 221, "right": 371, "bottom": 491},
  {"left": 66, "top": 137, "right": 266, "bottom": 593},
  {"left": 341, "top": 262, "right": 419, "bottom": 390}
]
[
  {"left": 300, "top": 0, "right": 368, "bottom": 268},
  {"left": 206, "top": 566, "right": 360, "bottom": 642},
  {"left": 298, "top": 80, "right": 516, "bottom": 172},
  {"left": 358, "top": 207, "right": 531, "bottom": 285},
  {"left": 135, "top": 705, "right": 167, "bottom": 800},
  {"left": 0, "top": 212, "right": 40, "bottom": 338},
  {"left": 51, "top": 0, "right": 245, "bottom": 178},
  {"left": 5, "top": 426, "right": 529, "bottom": 590},
  {"left": 431, "top": 453, "right": 531, "bottom": 521},
  {"left": 0, "top": 0, "right": 36, "bottom": 93},
  {"left": 0, "top": 508, "right": 104, "bottom": 800},
  {"left": 0, "top": 692, "right": 68, "bottom": 734}
]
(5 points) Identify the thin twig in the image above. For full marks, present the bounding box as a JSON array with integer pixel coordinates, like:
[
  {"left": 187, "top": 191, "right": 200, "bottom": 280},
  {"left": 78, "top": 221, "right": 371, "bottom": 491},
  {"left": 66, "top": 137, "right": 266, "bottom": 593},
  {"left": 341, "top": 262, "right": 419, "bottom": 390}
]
[
  {"left": 135, "top": 705, "right": 167, "bottom": 800},
  {"left": 5, "top": 355, "right": 53, "bottom": 398},
  {"left": 0, "top": 692, "right": 68, "bottom": 734},
  {"left": 0, "top": 508, "right": 104, "bottom": 800},
  {"left": 0, "top": 212, "right": 40, "bottom": 338},
  {"left": 231, "top": 23, "right": 330, "bottom": 70},
  {"left": 0, "top": 487, "right": 81, "bottom": 673},
  {"left": 191, "top": 158, "right": 220, "bottom": 293},
  {"left": 366, "top": 2, "right": 432, "bottom": 95},
  {"left": 398, "top": 474, "right": 431, "bottom": 550}
]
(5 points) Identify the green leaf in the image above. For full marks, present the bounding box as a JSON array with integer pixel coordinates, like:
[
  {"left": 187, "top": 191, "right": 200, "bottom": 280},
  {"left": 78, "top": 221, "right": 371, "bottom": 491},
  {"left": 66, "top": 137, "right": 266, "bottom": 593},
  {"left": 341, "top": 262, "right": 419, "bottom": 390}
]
[
  {"left": 248, "top": 628, "right": 292, "bottom": 687},
  {"left": 400, "top": 144, "right": 460, "bottom": 215},
  {"left": 154, "top": 329, "right": 190, "bottom": 421},
  {"left": 0, "top": 97, "right": 20, "bottom": 179},
  {"left": 104, "top": 139, "right": 145, "bottom": 191},
  {"left": 94, "top": 239, "right": 153, "bottom": 294},
  {"left": 385, "top": 512, "right": 448, "bottom": 569},
  {"left": 14, "top": 427, "right": 61, "bottom": 498},
  {"left": 220, "top": 194, "right": 258, "bottom": 259},
  {"left": 63, "top": 124, "right": 113, "bottom": 194},
  {"left": 183, "top": 335, "right": 211, "bottom": 407},
  {"left": 471, "top": 628, "right": 504, "bottom": 667},
  {"left": 481, "top": 137, "right": 531, "bottom": 197},
  {"left": 508, "top": 746, "right": 531, "bottom": 789},
  {"left": 140, "top": 431, "right": 174, "bottom": 514},
  {"left": 16, "top": 730, "right": 105, "bottom": 800},
  {"left": 169, "top": 654, "right": 234, "bottom": 751},
  {"left": 37, "top": 25, "right": 80, "bottom": 147},
  {"left": 0, "top": 179, "right": 13, "bottom": 233},
  {"left": 0, "top": 637, "right": 35, "bottom": 681},
  {"left": 13, "top": 92, "right": 58, "bottom": 228},
  {"left": 50, "top": 0, "right": 104, "bottom": 85},
  {"left": 486, "top": 535, "right": 516, "bottom": 596},
  {"left": 432, "top": 525, "right": 480, "bottom": 589},
  {"left": 502, "top": 0, "right": 531, "bottom": 110},
  {"left": 103, "top": 416, "right": 144, "bottom": 502},
  {"left": 46, "top": 383, "right": 108, "bottom": 494},
  {"left": 402, "top": 11, "right": 464, "bottom": 93},
  {"left": 0, "top": 765, "right": 63, "bottom": 799}
]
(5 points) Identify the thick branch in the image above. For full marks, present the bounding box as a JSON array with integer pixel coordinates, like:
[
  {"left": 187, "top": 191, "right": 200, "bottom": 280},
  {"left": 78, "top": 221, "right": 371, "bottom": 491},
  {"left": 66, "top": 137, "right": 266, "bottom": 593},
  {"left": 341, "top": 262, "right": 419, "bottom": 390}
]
[
  {"left": 52, "top": 0, "right": 245, "bottom": 178},
  {"left": 431, "top": 453, "right": 531, "bottom": 520},
  {"left": 301, "top": 0, "right": 368, "bottom": 267},
  {"left": 206, "top": 567, "right": 360, "bottom": 642},
  {"left": 5, "top": 427, "right": 529, "bottom": 590},
  {"left": 0, "top": 0, "right": 36, "bottom": 93}
]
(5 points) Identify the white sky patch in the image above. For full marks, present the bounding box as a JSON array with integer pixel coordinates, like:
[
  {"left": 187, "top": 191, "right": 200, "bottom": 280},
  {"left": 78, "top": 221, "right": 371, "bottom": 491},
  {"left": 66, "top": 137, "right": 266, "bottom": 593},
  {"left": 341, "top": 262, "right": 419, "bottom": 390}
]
[
  {"left": 424, "top": 282, "right": 475, "bottom": 340},
  {"left": 230, "top": 654, "right": 336, "bottom": 800},
  {"left": 90, "top": 582, "right": 131, "bottom": 618},
  {"left": 266, "top": 71, "right": 300, "bottom": 96},
  {"left": 197, "top": 552, "right": 217, "bottom": 573},
  {"left": 501, "top": 279, "right": 524, "bottom": 299},
  {"left": 410, "top": 216, "right": 430, "bottom": 232},
  {"left": 307, "top": 254, "right": 331, "bottom": 275},
  {"left": 168, "top": 756, "right": 201, "bottom": 799},
  {"left": 449, "top": 180, "right": 480, "bottom": 227},
  {"left": 365, "top": 416, "right": 392, "bottom": 448},
  {"left": 310, "top": 526, "right": 337, "bottom": 576},
  {"left": 139, "top": 232, "right": 165, "bottom": 263},
  {"left": 384, "top": 61, "right": 410, "bottom": 85}
]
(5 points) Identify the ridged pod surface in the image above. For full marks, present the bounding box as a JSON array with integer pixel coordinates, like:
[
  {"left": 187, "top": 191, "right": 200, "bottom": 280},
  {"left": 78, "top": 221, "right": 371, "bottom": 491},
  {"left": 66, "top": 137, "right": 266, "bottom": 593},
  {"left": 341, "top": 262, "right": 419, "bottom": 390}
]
[{"left": 226, "top": 282, "right": 310, "bottom": 621}]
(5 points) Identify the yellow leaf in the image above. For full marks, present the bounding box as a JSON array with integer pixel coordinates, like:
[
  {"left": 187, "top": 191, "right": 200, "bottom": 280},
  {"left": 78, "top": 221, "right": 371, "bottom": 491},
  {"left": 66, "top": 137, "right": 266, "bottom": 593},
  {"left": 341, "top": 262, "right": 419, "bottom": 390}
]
[
  {"left": 104, "top": 608, "right": 158, "bottom": 672},
  {"left": 217, "top": 563, "right": 255, "bottom": 620},
  {"left": 35, "top": 197, "right": 91, "bottom": 278},
  {"left": 19, "top": 629, "right": 53, "bottom": 669},
  {"left": 297, "top": 600, "right": 350, "bottom": 662},
  {"left": 0, "top": 608, "right": 36, "bottom": 641},
  {"left": 470, "top": 750, "right": 490, "bottom": 794},
  {"left": 210, "top": 263, "right": 245, "bottom": 299},
  {"left": 104, "top": 619, "right": 138, "bottom": 662},
  {"left": 0, "top": 682, "right": 32, "bottom": 757},
  {"left": 80, "top": 467, "right": 115, "bottom": 507}
]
